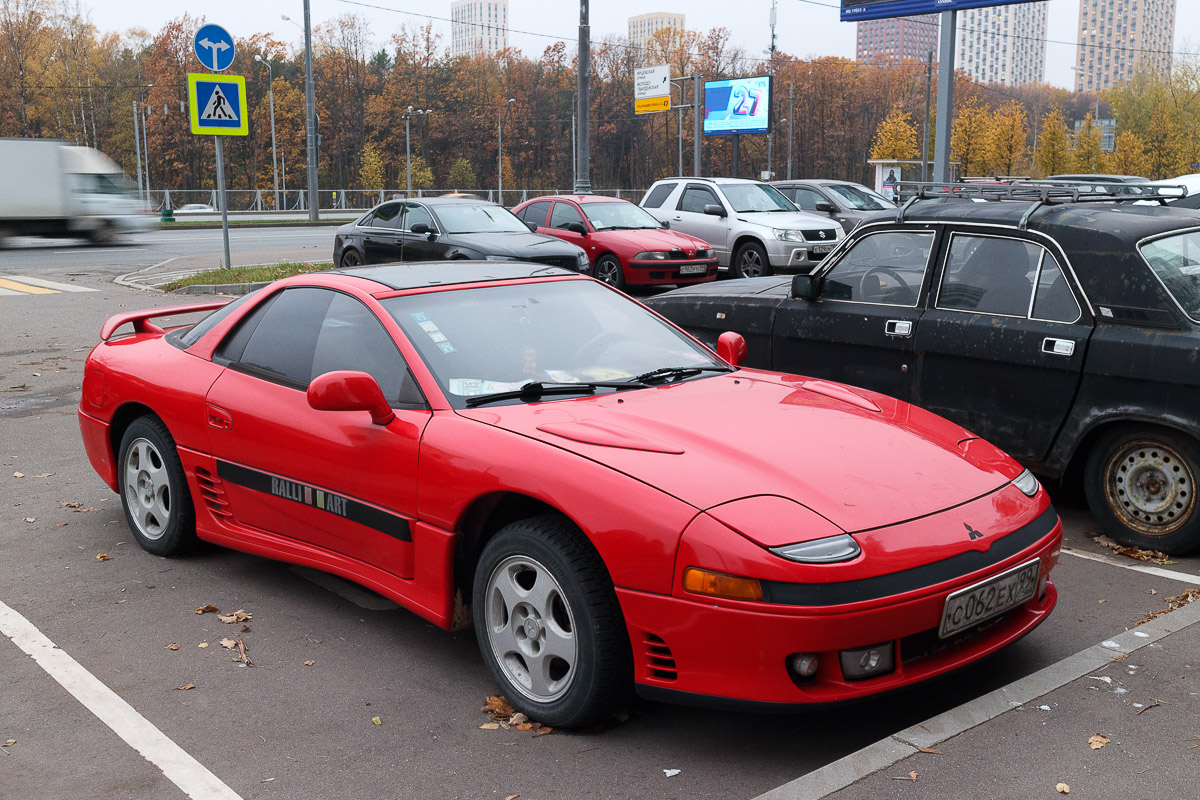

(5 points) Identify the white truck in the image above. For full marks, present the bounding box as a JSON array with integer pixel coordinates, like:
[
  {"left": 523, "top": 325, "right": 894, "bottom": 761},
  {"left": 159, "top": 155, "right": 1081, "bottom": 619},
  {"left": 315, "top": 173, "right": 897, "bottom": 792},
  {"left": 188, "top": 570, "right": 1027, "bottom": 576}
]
[{"left": 0, "top": 138, "right": 154, "bottom": 245}]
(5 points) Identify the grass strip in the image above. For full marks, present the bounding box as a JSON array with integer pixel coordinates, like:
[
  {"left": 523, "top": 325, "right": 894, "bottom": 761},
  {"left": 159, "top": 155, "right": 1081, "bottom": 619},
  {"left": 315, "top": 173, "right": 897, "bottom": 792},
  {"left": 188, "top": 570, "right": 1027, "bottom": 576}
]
[{"left": 162, "top": 262, "right": 333, "bottom": 291}]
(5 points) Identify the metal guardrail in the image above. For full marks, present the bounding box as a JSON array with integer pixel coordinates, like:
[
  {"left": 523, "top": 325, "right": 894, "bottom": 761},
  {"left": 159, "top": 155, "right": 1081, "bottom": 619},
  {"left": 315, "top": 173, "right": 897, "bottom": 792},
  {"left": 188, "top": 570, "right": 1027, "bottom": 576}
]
[{"left": 147, "top": 187, "right": 651, "bottom": 212}]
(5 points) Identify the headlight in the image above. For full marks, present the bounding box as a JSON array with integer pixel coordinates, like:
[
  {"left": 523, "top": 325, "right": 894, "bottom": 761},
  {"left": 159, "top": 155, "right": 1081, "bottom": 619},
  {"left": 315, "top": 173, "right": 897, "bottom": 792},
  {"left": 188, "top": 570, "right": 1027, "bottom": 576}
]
[
  {"left": 770, "top": 534, "right": 861, "bottom": 564},
  {"left": 484, "top": 254, "right": 517, "bottom": 261},
  {"left": 695, "top": 248, "right": 715, "bottom": 259},
  {"left": 576, "top": 252, "right": 589, "bottom": 268},
  {"left": 773, "top": 228, "right": 805, "bottom": 242},
  {"left": 1012, "top": 469, "right": 1040, "bottom": 497},
  {"left": 634, "top": 251, "right": 670, "bottom": 260}
]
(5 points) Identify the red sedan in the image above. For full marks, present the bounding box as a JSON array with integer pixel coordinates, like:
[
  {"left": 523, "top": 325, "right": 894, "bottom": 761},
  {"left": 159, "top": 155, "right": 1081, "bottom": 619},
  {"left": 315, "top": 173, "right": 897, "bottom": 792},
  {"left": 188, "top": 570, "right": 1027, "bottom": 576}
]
[
  {"left": 512, "top": 195, "right": 718, "bottom": 289},
  {"left": 79, "top": 263, "right": 1060, "bottom": 726}
]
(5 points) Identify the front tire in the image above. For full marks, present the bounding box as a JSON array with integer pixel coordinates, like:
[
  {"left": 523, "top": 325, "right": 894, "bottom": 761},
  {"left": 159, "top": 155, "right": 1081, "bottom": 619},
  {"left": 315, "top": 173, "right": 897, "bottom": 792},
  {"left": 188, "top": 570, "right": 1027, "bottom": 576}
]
[
  {"left": 732, "top": 241, "right": 772, "bottom": 278},
  {"left": 1084, "top": 425, "right": 1200, "bottom": 554},
  {"left": 593, "top": 254, "right": 627, "bottom": 290},
  {"left": 117, "top": 416, "right": 196, "bottom": 556},
  {"left": 472, "top": 514, "right": 630, "bottom": 727}
]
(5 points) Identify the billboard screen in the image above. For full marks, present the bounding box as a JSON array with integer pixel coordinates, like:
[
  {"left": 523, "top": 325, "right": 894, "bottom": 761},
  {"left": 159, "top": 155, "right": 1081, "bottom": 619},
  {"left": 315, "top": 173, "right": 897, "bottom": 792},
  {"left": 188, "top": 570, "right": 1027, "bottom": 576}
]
[
  {"left": 841, "top": 0, "right": 1039, "bottom": 22},
  {"left": 703, "top": 76, "right": 771, "bottom": 136}
]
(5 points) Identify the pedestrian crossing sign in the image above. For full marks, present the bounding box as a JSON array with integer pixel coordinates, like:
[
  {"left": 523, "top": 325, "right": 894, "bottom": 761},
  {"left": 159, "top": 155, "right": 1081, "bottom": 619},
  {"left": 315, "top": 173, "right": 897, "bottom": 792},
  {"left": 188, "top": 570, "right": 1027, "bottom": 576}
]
[{"left": 188, "top": 73, "right": 248, "bottom": 136}]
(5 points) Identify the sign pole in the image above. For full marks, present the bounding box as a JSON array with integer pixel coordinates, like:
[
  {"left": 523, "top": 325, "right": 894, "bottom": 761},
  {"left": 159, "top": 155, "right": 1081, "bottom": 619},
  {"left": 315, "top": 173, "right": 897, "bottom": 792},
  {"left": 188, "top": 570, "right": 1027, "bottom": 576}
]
[
  {"left": 214, "top": 136, "right": 232, "bottom": 270},
  {"left": 693, "top": 73, "right": 701, "bottom": 177},
  {"left": 933, "top": 10, "right": 956, "bottom": 183}
]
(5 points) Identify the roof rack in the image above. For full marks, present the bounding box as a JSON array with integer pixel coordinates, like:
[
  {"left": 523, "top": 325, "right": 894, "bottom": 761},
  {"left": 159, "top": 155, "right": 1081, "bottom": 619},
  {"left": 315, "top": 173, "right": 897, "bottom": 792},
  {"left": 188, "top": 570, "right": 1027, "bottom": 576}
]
[{"left": 896, "top": 181, "right": 1187, "bottom": 205}]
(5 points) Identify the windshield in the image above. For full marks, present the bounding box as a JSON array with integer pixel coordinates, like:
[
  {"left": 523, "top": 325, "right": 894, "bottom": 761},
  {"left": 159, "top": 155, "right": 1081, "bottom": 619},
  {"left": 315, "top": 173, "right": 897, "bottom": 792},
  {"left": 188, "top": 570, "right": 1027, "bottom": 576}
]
[
  {"left": 433, "top": 203, "right": 530, "bottom": 234},
  {"left": 381, "top": 280, "right": 723, "bottom": 408},
  {"left": 824, "top": 184, "right": 895, "bottom": 211},
  {"left": 720, "top": 183, "right": 796, "bottom": 213},
  {"left": 1139, "top": 232, "right": 1200, "bottom": 322},
  {"left": 580, "top": 201, "right": 663, "bottom": 230}
]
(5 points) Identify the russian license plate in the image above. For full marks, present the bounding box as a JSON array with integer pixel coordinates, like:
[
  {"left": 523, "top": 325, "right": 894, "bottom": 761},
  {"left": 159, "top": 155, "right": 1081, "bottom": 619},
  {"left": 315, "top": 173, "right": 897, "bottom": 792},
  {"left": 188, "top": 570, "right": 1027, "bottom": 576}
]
[
  {"left": 811, "top": 244, "right": 834, "bottom": 255},
  {"left": 938, "top": 559, "right": 1040, "bottom": 639},
  {"left": 679, "top": 263, "right": 708, "bottom": 275}
]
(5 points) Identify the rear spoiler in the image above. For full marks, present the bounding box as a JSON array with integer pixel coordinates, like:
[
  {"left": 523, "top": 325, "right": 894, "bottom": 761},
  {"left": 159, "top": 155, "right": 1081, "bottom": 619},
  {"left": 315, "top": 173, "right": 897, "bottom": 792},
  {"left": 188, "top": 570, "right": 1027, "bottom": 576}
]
[{"left": 99, "top": 300, "right": 230, "bottom": 341}]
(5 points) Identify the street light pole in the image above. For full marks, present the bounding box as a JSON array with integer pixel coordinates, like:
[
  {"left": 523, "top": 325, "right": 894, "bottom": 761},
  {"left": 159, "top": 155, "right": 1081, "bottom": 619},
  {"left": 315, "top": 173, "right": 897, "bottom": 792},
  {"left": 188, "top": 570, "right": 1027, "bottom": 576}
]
[
  {"left": 301, "top": 3, "right": 319, "bottom": 220},
  {"left": 574, "top": 0, "right": 592, "bottom": 194},
  {"left": 402, "top": 107, "right": 432, "bottom": 198},
  {"left": 787, "top": 83, "right": 794, "bottom": 180},
  {"left": 137, "top": 84, "right": 153, "bottom": 208},
  {"left": 498, "top": 98, "right": 514, "bottom": 203},
  {"left": 132, "top": 99, "right": 143, "bottom": 205},
  {"left": 255, "top": 55, "right": 281, "bottom": 211}
]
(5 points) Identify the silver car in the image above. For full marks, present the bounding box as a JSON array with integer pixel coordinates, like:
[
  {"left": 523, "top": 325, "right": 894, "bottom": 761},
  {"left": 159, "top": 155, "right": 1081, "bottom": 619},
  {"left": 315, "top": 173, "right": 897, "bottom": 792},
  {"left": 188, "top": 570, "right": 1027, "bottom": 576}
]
[{"left": 639, "top": 177, "right": 843, "bottom": 277}]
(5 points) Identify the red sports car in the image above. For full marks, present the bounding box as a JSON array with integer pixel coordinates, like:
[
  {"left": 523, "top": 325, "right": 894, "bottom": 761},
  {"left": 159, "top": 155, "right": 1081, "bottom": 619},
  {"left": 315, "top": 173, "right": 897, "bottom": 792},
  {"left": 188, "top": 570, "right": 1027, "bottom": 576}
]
[
  {"left": 79, "top": 263, "right": 1060, "bottom": 727},
  {"left": 511, "top": 195, "right": 718, "bottom": 289}
]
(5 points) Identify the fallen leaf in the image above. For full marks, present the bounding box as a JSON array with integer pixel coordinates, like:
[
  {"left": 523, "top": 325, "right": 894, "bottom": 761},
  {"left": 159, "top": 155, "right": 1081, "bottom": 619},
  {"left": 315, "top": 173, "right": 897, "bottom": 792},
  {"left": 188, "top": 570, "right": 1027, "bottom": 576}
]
[
  {"left": 304, "top": 660, "right": 315, "bottom": 666},
  {"left": 60, "top": 501, "right": 81, "bottom": 508},
  {"left": 96, "top": 553, "right": 110, "bottom": 561},
  {"left": 505, "top": 795, "right": 520, "bottom": 800},
  {"left": 175, "top": 683, "right": 195, "bottom": 691},
  {"left": 372, "top": 716, "right": 382, "bottom": 725},
  {"left": 219, "top": 638, "right": 237, "bottom": 649},
  {"left": 34, "top": 473, "right": 53, "bottom": 478},
  {"left": 917, "top": 746, "right": 942, "bottom": 754},
  {"left": 1089, "top": 733, "right": 1109, "bottom": 750},
  {"left": 1146, "top": 589, "right": 1159, "bottom": 595},
  {"left": 12, "top": 472, "right": 23, "bottom": 478},
  {"left": 1133, "top": 588, "right": 1200, "bottom": 626},
  {"left": 1057, "top": 782, "right": 1070, "bottom": 794},
  {"left": 217, "top": 609, "right": 251, "bottom": 623},
  {"left": 479, "top": 722, "right": 500, "bottom": 730},
  {"left": 514, "top": 723, "right": 533, "bottom": 731},
  {"left": 240, "top": 625, "right": 251, "bottom": 633},
  {"left": 23, "top": 517, "right": 35, "bottom": 523},
  {"left": 261, "top": 778, "right": 275, "bottom": 783},
  {"left": 533, "top": 726, "right": 553, "bottom": 737},
  {"left": 236, "top": 637, "right": 252, "bottom": 666},
  {"left": 483, "top": 695, "right": 515, "bottom": 717},
  {"left": 165, "top": 643, "right": 180, "bottom": 650},
  {"left": 612, "top": 710, "right": 630, "bottom": 723},
  {"left": 3, "top": 739, "right": 15, "bottom": 746},
  {"left": 1098, "top": 599, "right": 1107, "bottom": 603},
  {"left": 509, "top": 712, "right": 529, "bottom": 726},
  {"left": 55, "top": 522, "right": 68, "bottom": 527},
  {"left": 197, "top": 642, "right": 209, "bottom": 648},
  {"left": 663, "top": 769, "right": 681, "bottom": 777},
  {"left": 195, "top": 604, "right": 219, "bottom": 615}
]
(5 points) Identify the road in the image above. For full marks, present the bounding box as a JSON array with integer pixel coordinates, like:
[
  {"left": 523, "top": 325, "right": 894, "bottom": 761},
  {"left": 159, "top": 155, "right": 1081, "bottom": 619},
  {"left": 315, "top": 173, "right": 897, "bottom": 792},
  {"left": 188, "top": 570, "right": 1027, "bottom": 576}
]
[{"left": 1, "top": 259, "right": 1198, "bottom": 799}]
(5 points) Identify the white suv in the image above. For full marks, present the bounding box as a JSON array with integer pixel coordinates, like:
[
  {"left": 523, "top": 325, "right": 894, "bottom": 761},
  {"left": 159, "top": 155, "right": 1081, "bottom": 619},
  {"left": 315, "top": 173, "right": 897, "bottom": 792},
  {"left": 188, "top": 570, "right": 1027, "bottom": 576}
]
[{"left": 639, "top": 177, "right": 843, "bottom": 277}]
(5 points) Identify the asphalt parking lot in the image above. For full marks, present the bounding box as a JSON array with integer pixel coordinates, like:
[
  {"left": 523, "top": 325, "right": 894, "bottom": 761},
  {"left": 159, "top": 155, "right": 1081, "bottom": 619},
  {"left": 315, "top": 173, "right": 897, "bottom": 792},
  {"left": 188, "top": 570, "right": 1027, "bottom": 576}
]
[{"left": 2, "top": 247, "right": 1199, "bottom": 799}]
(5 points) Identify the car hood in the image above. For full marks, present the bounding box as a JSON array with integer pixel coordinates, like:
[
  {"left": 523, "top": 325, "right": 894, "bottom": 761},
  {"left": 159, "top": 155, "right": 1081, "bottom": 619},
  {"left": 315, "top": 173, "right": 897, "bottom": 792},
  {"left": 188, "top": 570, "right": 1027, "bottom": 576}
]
[
  {"left": 735, "top": 210, "right": 842, "bottom": 234},
  {"left": 450, "top": 231, "right": 584, "bottom": 257},
  {"left": 594, "top": 227, "right": 711, "bottom": 250},
  {"left": 458, "top": 371, "right": 1019, "bottom": 532}
]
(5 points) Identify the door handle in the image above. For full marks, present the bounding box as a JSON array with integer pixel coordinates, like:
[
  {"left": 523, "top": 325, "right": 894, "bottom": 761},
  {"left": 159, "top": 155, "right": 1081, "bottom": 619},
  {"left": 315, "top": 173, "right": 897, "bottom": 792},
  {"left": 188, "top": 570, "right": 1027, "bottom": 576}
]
[
  {"left": 1042, "top": 338, "right": 1076, "bottom": 356},
  {"left": 672, "top": 216, "right": 682, "bottom": 221},
  {"left": 885, "top": 319, "right": 913, "bottom": 337},
  {"left": 206, "top": 403, "right": 232, "bottom": 431}
]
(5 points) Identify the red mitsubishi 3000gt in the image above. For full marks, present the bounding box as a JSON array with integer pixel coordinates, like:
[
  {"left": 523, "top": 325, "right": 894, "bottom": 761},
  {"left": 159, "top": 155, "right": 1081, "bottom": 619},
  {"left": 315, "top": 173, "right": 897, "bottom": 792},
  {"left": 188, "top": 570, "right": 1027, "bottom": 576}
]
[{"left": 79, "top": 262, "right": 1061, "bottom": 727}]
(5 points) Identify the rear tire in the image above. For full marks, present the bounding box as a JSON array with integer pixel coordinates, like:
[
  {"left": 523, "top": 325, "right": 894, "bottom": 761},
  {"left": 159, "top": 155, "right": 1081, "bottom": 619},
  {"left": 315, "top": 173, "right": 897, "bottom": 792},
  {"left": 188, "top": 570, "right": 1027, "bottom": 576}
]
[
  {"left": 732, "top": 241, "right": 772, "bottom": 278},
  {"left": 593, "top": 254, "right": 626, "bottom": 290},
  {"left": 1084, "top": 425, "right": 1200, "bottom": 554},
  {"left": 89, "top": 222, "right": 117, "bottom": 246},
  {"left": 339, "top": 249, "right": 362, "bottom": 267},
  {"left": 472, "top": 514, "right": 630, "bottom": 727},
  {"left": 117, "top": 416, "right": 196, "bottom": 556}
]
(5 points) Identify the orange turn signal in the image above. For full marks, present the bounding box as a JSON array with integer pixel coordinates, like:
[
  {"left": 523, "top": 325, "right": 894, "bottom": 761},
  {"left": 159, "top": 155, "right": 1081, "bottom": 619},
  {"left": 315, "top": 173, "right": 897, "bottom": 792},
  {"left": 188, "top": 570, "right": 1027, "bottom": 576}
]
[{"left": 682, "top": 567, "right": 763, "bottom": 601}]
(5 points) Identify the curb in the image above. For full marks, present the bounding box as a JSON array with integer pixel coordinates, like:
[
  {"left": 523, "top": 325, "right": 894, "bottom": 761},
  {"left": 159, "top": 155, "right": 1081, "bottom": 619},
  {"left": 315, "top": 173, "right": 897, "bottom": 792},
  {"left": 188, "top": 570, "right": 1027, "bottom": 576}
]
[
  {"left": 752, "top": 596, "right": 1200, "bottom": 800},
  {"left": 114, "top": 260, "right": 333, "bottom": 294},
  {"left": 175, "top": 280, "right": 274, "bottom": 295}
]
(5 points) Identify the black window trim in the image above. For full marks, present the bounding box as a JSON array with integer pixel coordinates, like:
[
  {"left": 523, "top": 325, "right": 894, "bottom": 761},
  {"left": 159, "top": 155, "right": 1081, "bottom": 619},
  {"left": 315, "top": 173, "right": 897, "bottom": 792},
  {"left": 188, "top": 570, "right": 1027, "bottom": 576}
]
[
  {"left": 934, "top": 230, "right": 1083, "bottom": 325},
  {"left": 358, "top": 202, "right": 404, "bottom": 231},
  {"left": 677, "top": 183, "right": 721, "bottom": 213},
  {"left": 816, "top": 228, "right": 938, "bottom": 310}
]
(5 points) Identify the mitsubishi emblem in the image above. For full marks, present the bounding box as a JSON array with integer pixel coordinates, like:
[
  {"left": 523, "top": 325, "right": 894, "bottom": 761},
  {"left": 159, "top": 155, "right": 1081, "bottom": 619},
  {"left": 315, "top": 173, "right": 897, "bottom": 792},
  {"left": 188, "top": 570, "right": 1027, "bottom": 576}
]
[{"left": 964, "top": 523, "right": 984, "bottom": 541}]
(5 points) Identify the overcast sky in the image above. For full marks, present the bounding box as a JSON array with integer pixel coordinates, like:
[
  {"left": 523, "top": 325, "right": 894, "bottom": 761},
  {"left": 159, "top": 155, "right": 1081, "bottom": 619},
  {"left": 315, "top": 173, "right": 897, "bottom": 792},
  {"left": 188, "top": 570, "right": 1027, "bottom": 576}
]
[{"left": 86, "top": 0, "right": 1199, "bottom": 90}]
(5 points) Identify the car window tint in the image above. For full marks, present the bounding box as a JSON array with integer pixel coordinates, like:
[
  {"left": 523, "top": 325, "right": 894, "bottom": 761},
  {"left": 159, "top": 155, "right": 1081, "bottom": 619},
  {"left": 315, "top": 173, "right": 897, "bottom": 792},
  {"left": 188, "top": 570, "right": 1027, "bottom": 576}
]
[
  {"left": 642, "top": 183, "right": 675, "bottom": 208},
  {"left": 179, "top": 289, "right": 263, "bottom": 349},
  {"left": 223, "top": 288, "right": 334, "bottom": 387},
  {"left": 519, "top": 201, "right": 551, "bottom": 226},
  {"left": 1031, "top": 252, "right": 1081, "bottom": 323},
  {"left": 823, "top": 231, "right": 933, "bottom": 306},
  {"left": 550, "top": 202, "right": 586, "bottom": 230},
  {"left": 679, "top": 186, "right": 718, "bottom": 214},
  {"left": 371, "top": 203, "right": 404, "bottom": 230},
  {"left": 792, "top": 188, "right": 825, "bottom": 211},
  {"left": 311, "top": 293, "right": 423, "bottom": 405},
  {"left": 404, "top": 204, "right": 434, "bottom": 232},
  {"left": 938, "top": 235, "right": 1041, "bottom": 317}
]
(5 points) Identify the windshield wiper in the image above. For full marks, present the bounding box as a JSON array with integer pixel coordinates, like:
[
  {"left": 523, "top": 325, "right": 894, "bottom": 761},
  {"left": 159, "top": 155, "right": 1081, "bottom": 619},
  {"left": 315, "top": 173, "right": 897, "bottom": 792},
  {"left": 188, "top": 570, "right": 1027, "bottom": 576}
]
[
  {"left": 630, "top": 365, "right": 733, "bottom": 385},
  {"left": 464, "top": 380, "right": 646, "bottom": 407}
]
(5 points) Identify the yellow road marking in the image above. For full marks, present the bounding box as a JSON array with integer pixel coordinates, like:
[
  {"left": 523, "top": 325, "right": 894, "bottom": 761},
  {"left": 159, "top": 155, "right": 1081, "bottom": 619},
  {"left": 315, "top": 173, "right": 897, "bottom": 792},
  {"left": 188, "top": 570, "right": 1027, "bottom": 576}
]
[{"left": 0, "top": 277, "right": 58, "bottom": 294}]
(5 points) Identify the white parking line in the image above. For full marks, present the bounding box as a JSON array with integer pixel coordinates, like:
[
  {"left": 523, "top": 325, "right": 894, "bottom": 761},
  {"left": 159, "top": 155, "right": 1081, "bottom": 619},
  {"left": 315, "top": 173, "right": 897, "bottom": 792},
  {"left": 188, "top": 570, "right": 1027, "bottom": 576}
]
[
  {"left": 1062, "top": 546, "right": 1200, "bottom": 584},
  {"left": 0, "top": 599, "right": 244, "bottom": 800}
]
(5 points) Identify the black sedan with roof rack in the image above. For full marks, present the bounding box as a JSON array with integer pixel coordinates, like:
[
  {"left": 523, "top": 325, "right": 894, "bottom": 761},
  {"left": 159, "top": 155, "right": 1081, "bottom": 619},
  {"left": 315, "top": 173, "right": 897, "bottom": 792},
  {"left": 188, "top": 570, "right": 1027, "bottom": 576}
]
[{"left": 645, "top": 182, "right": 1200, "bottom": 554}]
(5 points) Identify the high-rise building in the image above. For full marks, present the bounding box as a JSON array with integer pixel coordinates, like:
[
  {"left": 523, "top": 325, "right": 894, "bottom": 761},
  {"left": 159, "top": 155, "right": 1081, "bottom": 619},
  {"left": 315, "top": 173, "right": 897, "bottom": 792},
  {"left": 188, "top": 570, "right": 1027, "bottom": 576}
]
[
  {"left": 1075, "top": 0, "right": 1176, "bottom": 91},
  {"left": 627, "top": 12, "right": 686, "bottom": 58},
  {"left": 957, "top": 2, "right": 1048, "bottom": 85},
  {"left": 450, "top": 0, "right": 508, "bottom": 58},
  {"left": 855, "top": 15, "right": 938, "bottom": 64}
]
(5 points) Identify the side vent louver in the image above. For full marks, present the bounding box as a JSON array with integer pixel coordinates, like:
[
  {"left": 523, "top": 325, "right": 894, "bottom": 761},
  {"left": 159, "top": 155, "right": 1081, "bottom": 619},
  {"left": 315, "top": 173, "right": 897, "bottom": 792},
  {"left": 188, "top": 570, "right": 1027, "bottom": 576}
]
[
  {"left": 641, "top": 632, "right": 677, "bottom": 681},
  {"left": 194, "top": 466, "right": 231, "bottom": 518}
]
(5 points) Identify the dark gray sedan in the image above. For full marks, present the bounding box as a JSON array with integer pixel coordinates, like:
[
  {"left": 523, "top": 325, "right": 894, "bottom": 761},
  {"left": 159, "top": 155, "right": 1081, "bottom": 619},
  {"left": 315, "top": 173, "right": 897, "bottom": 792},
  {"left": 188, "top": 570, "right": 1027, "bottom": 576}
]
[
  {"left": 772, "top": 179, "right": 896, "bottom": 233},
  {"left": 333, "top": 197, "right": 590, "bottom": 272}
]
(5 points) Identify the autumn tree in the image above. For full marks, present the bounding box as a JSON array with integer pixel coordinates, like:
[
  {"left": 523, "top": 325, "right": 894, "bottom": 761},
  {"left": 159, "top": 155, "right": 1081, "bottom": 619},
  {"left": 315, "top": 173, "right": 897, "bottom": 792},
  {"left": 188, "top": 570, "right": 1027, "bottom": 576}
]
[
  {"left": 870, "top": 106, "right": 918, "bottom": 160},
  {"left": 448, "top": 157, "right": 477, "bottom": 189},
  {"left": 1142, "top": 103, "right": 1189, "bottom": 179},
  {"left": 359, "top": 142, "right": 385, "bottom": 190},
  {"left": 1104, "top": 130, "right": 1152, "bottom": 178},
  {"left": 951, "top": 97, "right": 992, "bottom": 177},
  {"left": 1034, "top": 107, "right": 1070, "bottom": 178},
  {"left": 985, "top": 101, "right": 1029, "bottom": 177},
  {"left": 1070, "top": 113, "right": 1103, "bottom": 174},
  {"left": 398, "top": 153, "right": 434, "bottom": 191}
]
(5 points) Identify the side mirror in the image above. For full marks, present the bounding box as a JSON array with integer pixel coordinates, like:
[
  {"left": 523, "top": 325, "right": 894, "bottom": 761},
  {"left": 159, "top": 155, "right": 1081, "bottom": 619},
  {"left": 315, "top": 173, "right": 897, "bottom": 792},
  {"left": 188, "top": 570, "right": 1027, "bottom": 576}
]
[
  {"left": 660, "top": 220, "right": 671, "bottom": 229},
  {"left": 791, "top": 273, "right": 823, "bottom": 301},
  {"left": 308, "top": 370, "right": 395, "bottom": 426},
  {"left": 703, "top": 203, "right": 727, "bottom": 218},
  {"left": 525, "top": 220, "right": 538, "bottom": 232},
  {"left": 716, "top": 331, "right": 747, "bottom": 367},
  {"left": 410, "top": 222, "right": 430, "bottom": 235},
  {"left": 815, "top": 201, "right": 836, "bottom": 213},
  {"left": 566, "top": 221, "right": 588, "bottom": 235}
]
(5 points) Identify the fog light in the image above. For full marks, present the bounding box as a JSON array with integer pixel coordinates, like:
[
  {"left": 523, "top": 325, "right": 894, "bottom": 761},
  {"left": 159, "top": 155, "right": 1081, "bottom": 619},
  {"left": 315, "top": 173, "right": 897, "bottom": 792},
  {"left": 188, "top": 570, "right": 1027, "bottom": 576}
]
[
  {"left": 788, "top": 652, "right": 819, "bottom": 679},
  {"left": 839, "top": 641, "right": 895, "bottom": 680}
]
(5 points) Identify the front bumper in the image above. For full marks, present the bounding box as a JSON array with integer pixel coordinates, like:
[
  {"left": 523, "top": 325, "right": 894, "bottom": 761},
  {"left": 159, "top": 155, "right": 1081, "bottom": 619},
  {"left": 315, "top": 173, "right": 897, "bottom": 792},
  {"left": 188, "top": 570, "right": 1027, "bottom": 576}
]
[
  {"left": 764, "top": 238, "right": 837, "bottom": 272},
  {"left": 78, "top": 408, "right": 118, "bottom": 492},
  {"left": 626, "top": 258, "right": 719, "bottom": 285}
]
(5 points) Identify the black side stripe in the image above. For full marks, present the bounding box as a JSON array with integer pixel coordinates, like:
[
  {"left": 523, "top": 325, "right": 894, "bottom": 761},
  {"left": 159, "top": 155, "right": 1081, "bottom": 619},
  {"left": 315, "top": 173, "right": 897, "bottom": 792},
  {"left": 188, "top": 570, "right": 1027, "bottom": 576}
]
[
  {"left": 215, "top": 460, "right": 412, "bottom": 542},
  {"left": 760, "top": 505, "right": 1059, "bottom": 607}
]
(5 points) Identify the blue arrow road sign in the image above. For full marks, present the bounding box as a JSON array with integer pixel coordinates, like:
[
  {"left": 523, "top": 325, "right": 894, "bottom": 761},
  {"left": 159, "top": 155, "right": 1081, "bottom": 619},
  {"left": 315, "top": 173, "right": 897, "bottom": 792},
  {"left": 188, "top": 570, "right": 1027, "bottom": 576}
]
[{"left": 194, "top": 24, "right": 235, "bottom": 71}]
